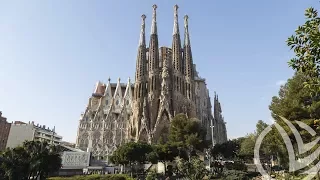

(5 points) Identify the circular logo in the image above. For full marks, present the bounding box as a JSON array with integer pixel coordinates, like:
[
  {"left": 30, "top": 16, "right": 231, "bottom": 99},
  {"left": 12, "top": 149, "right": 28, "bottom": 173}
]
[{"left": 254, "top": 117, "right": 320, "bottom": 180}]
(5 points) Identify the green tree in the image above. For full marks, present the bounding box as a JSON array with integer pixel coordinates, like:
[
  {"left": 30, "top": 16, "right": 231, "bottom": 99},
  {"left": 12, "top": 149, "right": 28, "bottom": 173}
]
[
  {"left": 287, "top": 7, "right": 320, "bottom": 94},
  {"left": 0, "top": 141, "right": 62, "bottom": 180},
  {"left": 268, "top": 73, "right": 320, "bottom": 169},
  {"left": 255, "top": 120, "right": 281, "bottom": 159},
  {"left": 111, "top": 142, "right": 153, "bottom": 166},
  {"left": 269, "top": 73, "right": 320, "bottom": 142},
  {"left": 237, "top": 120, "right": 287, "bottom": 166},
  {"left": 110, "top": 142, "right": 153, "bottom": 176},
  {"left": 168, "top": 114, "right": 207, "bottom": 160},
  {"left": 0, "top": 155, "right": 5, "bottom": 178},
  {"left": 269, "top": 73, "right": 320, "bottom": 121},
  {"left": 256, "top": 120, "right": 268, "bottom": 135},
  {"left": 176, "top": 157, "right": 209, "bottom": 180},
  {"left": 23, "top": 141, "right": 61, "bottom": 179},
  {"left": 1, "top": 146, "right": 29, "bottom": 180},
  {"left": 239, "top": 133, "right": 256, "bottom": 159},
  {"left": 211, "top": 139, "right": 240, "bottom": 160},
  {"left": 149, "top": 143, "right": 179, "bottom": 174}
]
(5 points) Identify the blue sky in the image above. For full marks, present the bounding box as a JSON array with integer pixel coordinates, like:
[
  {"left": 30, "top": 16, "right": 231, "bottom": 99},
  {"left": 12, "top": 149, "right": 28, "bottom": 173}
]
[{"left": 0, "top": 0, "right": 319, "bottom": 143}]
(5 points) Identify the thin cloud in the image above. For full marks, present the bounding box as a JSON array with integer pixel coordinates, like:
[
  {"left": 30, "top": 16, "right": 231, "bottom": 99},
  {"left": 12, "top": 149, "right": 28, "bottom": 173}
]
[{"left": 276, "top": 80, "right": 286, "bottom": 86}]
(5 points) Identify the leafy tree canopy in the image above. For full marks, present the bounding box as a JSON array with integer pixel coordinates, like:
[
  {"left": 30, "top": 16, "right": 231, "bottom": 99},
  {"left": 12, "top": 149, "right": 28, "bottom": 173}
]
[
  {"left": 168, "top": 114, "right": 207, "bottom": 152},
  {"left": 266, "top": 73, "right": 320, "bottom": 167},
  {"left": 0, "top": 140, "right": 62, "bottom": 180},
  {"left": 239, "top": 133, "right": 256, "bottom": 158},
  {"left": 287, "top": 7, "right": 320, "bottom": 94},
  {"left": 110, "top": 142, "right": 153, "bottom": 166},
  {"left": 211, "top": 139, "right": 240, "bottom": 159},
  {"left": 269, "top": 73, "right": 320, "bottom": 121},
  {"left": 176, "top": 157, "right": 209, "bottom": 180},
  {"left": 269, "top": 73, "right": 320, "bottom": 146}
]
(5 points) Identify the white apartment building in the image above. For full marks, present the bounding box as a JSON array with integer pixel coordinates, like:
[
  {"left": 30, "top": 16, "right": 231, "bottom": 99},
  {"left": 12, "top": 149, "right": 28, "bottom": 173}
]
[{"left": 6, "top": 121, "right": 62, "bottom": 148}]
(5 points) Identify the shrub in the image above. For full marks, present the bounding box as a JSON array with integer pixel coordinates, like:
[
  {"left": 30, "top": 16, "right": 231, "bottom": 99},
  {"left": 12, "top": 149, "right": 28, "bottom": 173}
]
[
  {"left": 146, "top": 169, "right": 157, "bottom": 180},
  {"left": 225, "top": 161, "right": 247, "bottom": 171},
  {"left": 48, "top": 174, "right": 134, "bottom": 180},
  {"left": 223, "top": 170, "right": 249, "bottom": 180}
]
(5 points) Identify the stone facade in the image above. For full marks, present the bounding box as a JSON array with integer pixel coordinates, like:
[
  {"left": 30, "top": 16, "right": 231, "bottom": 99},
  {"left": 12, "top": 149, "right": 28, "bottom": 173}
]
[
  {"left": 212, "top": 94, "right": 228, "bottom": 144},
  {"left": 75, "top": 4, "right": 228, "bottom": 160},
  {"left": 0, "top": 112, "right": 11, "bottom": 151},
  {"left": 6, "top": 121, "right": 62, "bottom": 148},
  {"left": 75, "top": 80, "right": 133, "bottom": 160}
]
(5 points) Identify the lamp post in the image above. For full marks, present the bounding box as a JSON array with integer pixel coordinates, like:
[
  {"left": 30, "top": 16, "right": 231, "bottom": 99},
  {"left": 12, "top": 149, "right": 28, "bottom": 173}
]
[{"left": 210, "top": 117, "right": 215, "bottom": 147}]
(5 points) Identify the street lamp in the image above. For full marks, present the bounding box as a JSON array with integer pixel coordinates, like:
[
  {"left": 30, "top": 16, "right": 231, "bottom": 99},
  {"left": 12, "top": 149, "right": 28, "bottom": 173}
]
[{"left": 210, "top": 118, "right": 215, "bottom": 147}]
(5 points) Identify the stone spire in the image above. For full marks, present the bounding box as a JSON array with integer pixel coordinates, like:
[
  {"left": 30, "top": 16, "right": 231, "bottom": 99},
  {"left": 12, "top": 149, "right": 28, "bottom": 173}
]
[
  {"left": 148, "top": 4, "right": 160, "bottom": 85},
  {"left": 173, "top": 5, "right": 180, "bottom": 35},
  {"left": 139, "top": 14, "right": 146, "bottom": 46},
  {"left": 148, "top": 4, "right": 161, "bottom": 131},
  {"left": 184, "top": 15, "right": 190, "bottom": 46},
  {"left": 172, "top": 4, "right": 183, "bottom": 74},
  {"left": 151, "top": 4, "right": 157, "bottom": 35},
  {"left": 148, "top": 4, "right": 159, "bottom": 72},
  {"left": 134, "top": 14, "right": 147, "bottom": 99},
  {"left": 184, "top": 15, "right": 193, "bottom": 79}
]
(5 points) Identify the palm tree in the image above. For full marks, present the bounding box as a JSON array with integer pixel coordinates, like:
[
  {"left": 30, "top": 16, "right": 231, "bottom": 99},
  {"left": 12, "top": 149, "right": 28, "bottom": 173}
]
[
  {"left": 23, "top": 141, "right": 62, "bottom": 179},
  {"left": 0, "top": 141, "right": 62, "bottom": 180},
  {"left": 1, "top": 147, "right": 29, "bottom": 180}
]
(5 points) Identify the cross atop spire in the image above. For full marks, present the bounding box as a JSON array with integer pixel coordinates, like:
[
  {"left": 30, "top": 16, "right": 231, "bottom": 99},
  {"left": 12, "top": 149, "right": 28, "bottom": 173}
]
[
  {"left": 151, "top": 4, "right": 157, "bottom": 34},
  {"left": 173, "top": 4, "right": 180, "bottom": 35},
  {"left": 139, "top": 14, "right": 146, "bottom": 46}
]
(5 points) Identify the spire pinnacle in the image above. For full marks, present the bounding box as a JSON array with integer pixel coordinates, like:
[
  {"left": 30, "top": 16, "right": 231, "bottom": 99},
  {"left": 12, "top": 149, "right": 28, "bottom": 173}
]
[
  {"left": 139, "top": 14, "right": 146, "bottom": 46},
  {"left": 173, "top": 5, "right": 179, "bottom": 35},
  {"left": 151, "top": 4, "right": 157, "bottom": 34},
  {"left": 184, "top": 15, "right": 190, "bottom": 46}
]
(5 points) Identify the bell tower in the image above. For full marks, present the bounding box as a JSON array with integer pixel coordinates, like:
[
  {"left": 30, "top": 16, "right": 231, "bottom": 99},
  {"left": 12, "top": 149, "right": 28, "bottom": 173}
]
[{"left": 130, "top": 14, "right": 148, "bottom": 141}]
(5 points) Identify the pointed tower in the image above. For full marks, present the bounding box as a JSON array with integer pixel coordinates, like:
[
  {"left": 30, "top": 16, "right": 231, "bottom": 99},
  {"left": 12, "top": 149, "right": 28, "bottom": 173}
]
[
  {"left": 172, "top": 5, "right": 183, "bottom": 93},
  {"left": 148, "top": 4, "right": 161, "bottom": 130},
  {"left": 131, "top": 14, "right": 148, "bottom": 141},
  {"left": 183, "top": 15, "right": 193, "bottom": 79},
  {"left": 148, "top": 4, "right": 160, "bottom": 77},
  {"left": 183, "top": 15, "right": 195, "bottom": 101},
  {"left": 134, "top": 14, "right": 147, "bottom": 100},
  {"left": 135, "top": 14, "right": 147, "bottom": 85}
]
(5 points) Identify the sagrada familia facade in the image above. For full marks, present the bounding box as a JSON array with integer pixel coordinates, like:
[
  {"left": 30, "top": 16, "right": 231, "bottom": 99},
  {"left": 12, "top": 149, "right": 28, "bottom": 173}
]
[{"left": 75, "top": 5, "right": 227, "bottom": 160}]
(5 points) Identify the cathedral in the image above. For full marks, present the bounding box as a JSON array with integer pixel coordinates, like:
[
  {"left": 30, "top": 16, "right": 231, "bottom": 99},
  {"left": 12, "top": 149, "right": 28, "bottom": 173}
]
[{"left": 75, "top": 5, "right": 227, "bottom": 160}]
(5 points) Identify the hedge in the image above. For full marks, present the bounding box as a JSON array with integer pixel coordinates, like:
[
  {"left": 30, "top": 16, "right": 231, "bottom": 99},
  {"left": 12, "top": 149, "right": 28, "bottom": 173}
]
[{"left": 48, "top": 174, "right": 134, "bottom": 180}]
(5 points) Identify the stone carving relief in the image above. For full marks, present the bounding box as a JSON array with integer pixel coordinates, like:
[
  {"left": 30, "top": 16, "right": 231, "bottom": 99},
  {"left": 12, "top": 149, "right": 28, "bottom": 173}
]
[{"left": 148, "top": 93, "right": 154, "bottom": 102}]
